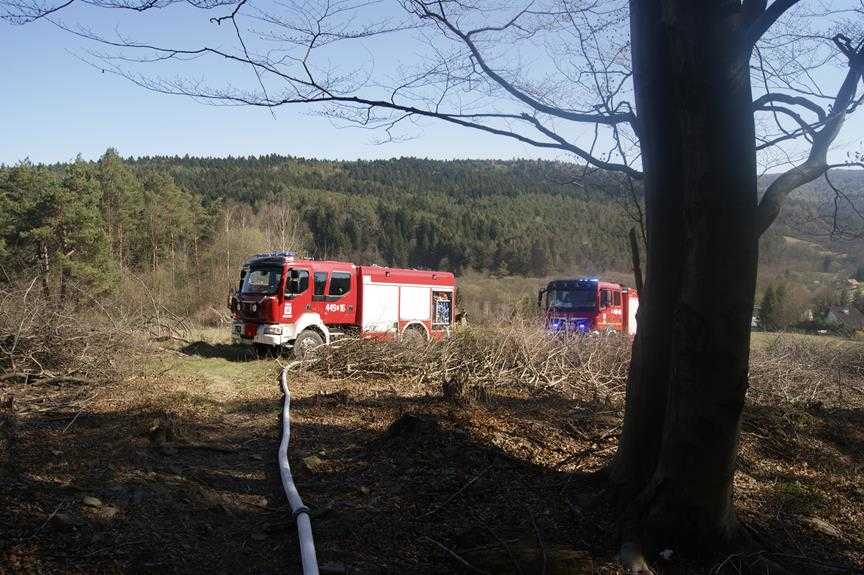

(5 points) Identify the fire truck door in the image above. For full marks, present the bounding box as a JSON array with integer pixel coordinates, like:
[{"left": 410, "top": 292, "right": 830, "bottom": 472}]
[
  {"left": 320, "top": 270, "right": 356, "bottom": 325},
  {"left": 283, "top": 267, "right": 311, "bottom": 322},
  {"left": 309, "top": 271, "right": 330, "bottom": 319},
  {"left": 598, "top": 288, "right": 624, "bottom": 331},
  {"left": 610, "top": 289, "right": 624, "bottom": 330}
]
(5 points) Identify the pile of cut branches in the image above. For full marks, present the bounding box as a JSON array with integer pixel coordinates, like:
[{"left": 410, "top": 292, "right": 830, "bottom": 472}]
[
  {"left": 749, "top": 335, "right": 864, "bottom": 408},
  {"left": 306, "top": 321, "right": 631, "bottom": 403},
  {"left": 1, "top": 281, "right": 131, "bottom": 386},
  {"left": 308, "top": 328, "right": 864, "bottom": 411}
]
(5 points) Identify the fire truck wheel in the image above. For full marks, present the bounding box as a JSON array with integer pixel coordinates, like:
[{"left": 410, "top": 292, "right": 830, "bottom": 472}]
[
  {"left": 293, "top": 329, "right": 324, "bottom": 359},
  {"left": 401, "top": 325, "right": 427, "bottom": 346}
]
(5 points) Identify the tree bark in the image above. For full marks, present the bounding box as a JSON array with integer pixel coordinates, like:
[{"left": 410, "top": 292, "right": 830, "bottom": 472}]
[
  {"left": 39, "top": 240, "right": 51, "bottom": 300},
  {"left": 611, "top": 0, "right": 758, "bottom": 555},
  {"left": 629, "top": 227, "right": 644, "bottom": 295}
]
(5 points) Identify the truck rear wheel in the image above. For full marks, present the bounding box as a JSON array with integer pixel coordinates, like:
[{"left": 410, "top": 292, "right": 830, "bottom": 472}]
[
  {"left": 401, "top": 325, "right": 428, "bottom": 346},
  {"left": 293, "top": 329, "right": 324, "bottom": 359}
]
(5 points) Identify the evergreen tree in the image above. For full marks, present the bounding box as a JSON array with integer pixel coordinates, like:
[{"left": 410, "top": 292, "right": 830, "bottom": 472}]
[
  {"left": 759, "top": 285, "right": 777, "bottom": 331},
  {"left": 2, "top": 162, "right": 63, "bottom": 297},
  {"left": 96, "top": 148, "right": 144, "bottom": 267},
  {"left": 0, "top": 160, "right": 111, "bottom": 300},
  {"left": 0, "top": 174, "right": 11, "bottom": 262},
  {"left": 56, "top": 160, "right": 113, "bottom": 297}
]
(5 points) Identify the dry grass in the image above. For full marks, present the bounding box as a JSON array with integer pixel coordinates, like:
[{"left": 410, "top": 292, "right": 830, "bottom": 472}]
[{"left": 0, "top": 279, "right": 198, "bottom": 431}]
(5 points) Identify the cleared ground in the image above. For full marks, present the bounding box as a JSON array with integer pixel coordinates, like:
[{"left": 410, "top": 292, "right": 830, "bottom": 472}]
[{"left": 1, "top": 328, "right": 862, "bottom": 574}]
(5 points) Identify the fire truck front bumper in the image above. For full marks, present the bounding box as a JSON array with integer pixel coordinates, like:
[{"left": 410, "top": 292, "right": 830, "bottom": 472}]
[
  {"left": 547, "top": 317, "right": 593, "bottom": 334},
  {"left": 232, "top": 321, "right": 297, "bottom": 346}
]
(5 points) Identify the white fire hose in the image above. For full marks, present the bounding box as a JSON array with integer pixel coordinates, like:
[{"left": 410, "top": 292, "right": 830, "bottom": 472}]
[{"left": 279, "top": 366, "right": 320, "bottom": 575}]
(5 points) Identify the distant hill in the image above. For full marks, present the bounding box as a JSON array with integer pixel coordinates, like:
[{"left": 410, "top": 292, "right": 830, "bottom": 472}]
[
  {"left": 760, "top": 169, "right": 864, "bottom": 279},
  {"left": 126, "top": 155, "right": 863, "bottom": 276},
  {"left": 16, "top": 153, "right": 864, "bottom": 278},
  {"left": 128, "top": 155, "right": 640, "bottom": 276},
  {"left": 760, "top": 169, "right": 864, "bottom": 203}
]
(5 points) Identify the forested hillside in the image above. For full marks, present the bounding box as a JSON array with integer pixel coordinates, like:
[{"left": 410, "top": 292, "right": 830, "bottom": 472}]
[
  {"left": 2, "top": 150, "right": 862, "bottom": 317},
  {"left": 129, "top": 154, "right": 639, "bottom": 275}
]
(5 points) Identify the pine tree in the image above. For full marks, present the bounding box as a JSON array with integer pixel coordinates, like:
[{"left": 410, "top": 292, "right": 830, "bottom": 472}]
[
  {"left": 2, "top": 162, "right": 63, "bottom": 297},
  {"left": 57, "top": 160, "right": 113, "bottom": 297},
  {"left": 759, "top": 285, "right": 776, "bottom": 331},
  {"left": 1, "top": 160, "right": 112, "bottom": 300},
  {"left": 0, "top": 173, "right": 11, "bottom": 262},
  {"left": 96, "top": 148, "right": 144, "bottom": 268}
]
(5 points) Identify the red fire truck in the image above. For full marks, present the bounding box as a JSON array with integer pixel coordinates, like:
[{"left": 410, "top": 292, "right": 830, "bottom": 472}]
[
  {"left": 229, "top": 252, "right": 456, "bottom": 357},
  {"left": 538, "top": 277, "right": 638, "bottom": 336}
]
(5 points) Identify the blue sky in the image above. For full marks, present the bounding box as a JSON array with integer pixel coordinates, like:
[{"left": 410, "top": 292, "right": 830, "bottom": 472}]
[
  {"left": 1, "top": 2, "right": 861, "bottom": 166},
  {"left": 0, "top": 4, "right": 564, "bottom": 165}
]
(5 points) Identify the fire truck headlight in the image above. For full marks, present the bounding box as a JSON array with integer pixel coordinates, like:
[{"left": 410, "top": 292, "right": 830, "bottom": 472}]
[
  {"left": 264, "top": 325, "right": 282, "bottom": 335},
  {"left": 252, "top": 304, "right": 258, "bottom": 312}
]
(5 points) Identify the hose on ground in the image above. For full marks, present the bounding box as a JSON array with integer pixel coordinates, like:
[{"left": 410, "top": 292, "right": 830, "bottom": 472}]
[{"left": 279, "top": 366, "right": 319, "bottom": 575}]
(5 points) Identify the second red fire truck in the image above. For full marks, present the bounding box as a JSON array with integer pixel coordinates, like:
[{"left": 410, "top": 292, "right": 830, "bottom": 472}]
[
  {"left": 538, "top": 277, "right": 638, "bottom": 336},
  {"left": 230, "top": 252, "right": 456, "bottom": 357}
]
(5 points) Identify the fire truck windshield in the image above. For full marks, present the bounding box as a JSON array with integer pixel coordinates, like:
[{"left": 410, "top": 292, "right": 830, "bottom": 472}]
[
  {"left": 547, "top": 288, "right": 596, "bottom": 312},
  {"left": 241, "top": 266, "right": 282, "bottom": 295}
]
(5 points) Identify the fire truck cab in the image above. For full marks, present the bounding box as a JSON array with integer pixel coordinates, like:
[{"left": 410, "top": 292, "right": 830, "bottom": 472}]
[
  {"left": 229, "top": 252, "right": 456, "bottom": 357},
  {"left": 538, "top": 277, "right": 638, "bottom": 336}
]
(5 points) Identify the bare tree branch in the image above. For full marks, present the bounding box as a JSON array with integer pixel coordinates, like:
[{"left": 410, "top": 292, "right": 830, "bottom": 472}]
[
  {"left": 745, "top": 0, "right": 804, "bottom": 47},
  {"left": 407, "top": 1, "right": 638, "bottom": 130},
  {"left": 756, "top": 35, "right": 864, "bottom": 235},
  {"left": 752, "top": 92, "right": 827, "bottom": 122}
]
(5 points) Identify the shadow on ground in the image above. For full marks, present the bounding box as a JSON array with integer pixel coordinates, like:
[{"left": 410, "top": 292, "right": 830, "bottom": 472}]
[
  {"left": 178, "top": 340, "right": 271, "bottom": 362},
  {"left": 0, "top": 387, "right": 621, "bottom": 575},
  {"left": 2, "top": 381, "right": 861, "bottom": 574},
  {"left": 737, "top": 403, "right": 864, "bottom": 574}
]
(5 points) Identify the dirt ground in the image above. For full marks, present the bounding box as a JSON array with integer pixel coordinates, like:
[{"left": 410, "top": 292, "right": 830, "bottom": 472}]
[{"left": 1, "top": 330, "right": 863, "bottom": 574}]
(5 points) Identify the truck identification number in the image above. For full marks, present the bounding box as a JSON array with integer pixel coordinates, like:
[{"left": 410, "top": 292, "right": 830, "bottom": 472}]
[{"left": 325, "top": 303, "right": 347, "bottom": 313}]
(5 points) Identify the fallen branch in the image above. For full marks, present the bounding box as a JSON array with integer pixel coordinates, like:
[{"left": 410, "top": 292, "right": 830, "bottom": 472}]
[
  {"left": 0, "top": 372, "right": 97, "bottom": 386},
  {"left": 420, "top": 536, "right": 492, "bottom": 575},
  {"left": 415, "top": 465, "right": 492, "bottom": 519}
]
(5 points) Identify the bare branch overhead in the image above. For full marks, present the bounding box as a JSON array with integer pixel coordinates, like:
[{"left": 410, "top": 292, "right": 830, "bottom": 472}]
[
  {"left": 756, "top": 34, "right": 864, "bottom": 235},
  {"left": 745, "top": 0, "right": 804, "bottom": 47}
]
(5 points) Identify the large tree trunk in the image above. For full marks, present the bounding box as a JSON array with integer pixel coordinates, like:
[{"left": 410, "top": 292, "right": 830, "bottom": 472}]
[{"left": 611, "top": 0, "right": 758, "bottom": 555}]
